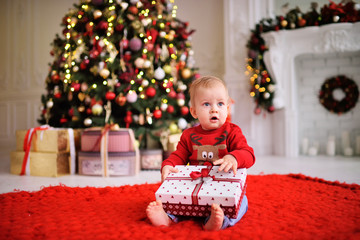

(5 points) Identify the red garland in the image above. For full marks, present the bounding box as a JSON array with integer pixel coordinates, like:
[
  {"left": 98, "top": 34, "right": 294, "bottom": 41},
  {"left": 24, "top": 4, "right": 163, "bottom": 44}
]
[{"left": 319, "top": 75, "right": 359, "bottom": 114}]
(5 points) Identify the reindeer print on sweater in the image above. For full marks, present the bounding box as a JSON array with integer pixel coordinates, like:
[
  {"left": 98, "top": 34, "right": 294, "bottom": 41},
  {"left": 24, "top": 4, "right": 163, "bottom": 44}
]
[
  {"left": 162, "top": 122, "right": 255, "bottom": 169},
  {"left": 190, "top": 132, "right": 227, "bottom": 165}
]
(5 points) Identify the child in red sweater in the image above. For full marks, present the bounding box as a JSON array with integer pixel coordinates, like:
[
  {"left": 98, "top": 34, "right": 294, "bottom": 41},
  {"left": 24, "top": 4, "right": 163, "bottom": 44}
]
[{"left": 146, "top": 76, "right": 255, "bottom": 230}]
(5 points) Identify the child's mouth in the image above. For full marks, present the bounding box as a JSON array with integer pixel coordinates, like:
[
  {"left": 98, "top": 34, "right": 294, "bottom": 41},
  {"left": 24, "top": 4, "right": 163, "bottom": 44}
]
[{"left": 210, "top": 116, "right": 218, "bottom": 121}]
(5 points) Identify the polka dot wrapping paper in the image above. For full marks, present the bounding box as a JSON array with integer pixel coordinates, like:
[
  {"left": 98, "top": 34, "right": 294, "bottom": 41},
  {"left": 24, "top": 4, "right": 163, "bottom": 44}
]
[{"left": 155, "top": 165, "right": 246, "bottom": 218}]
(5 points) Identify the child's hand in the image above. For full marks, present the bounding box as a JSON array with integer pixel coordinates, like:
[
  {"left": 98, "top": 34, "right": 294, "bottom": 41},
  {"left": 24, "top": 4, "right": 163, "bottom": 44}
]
[
  {"left": 213, "top": 154, "right": 238, "bottom": 175},
  {"left": 161, "top": 165, "right": 179, "bottom": 182}
]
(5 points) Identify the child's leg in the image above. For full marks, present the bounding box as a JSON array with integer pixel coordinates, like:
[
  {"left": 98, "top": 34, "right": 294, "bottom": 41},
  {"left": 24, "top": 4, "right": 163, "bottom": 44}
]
[
  {"left": 203, "top": 203, "right": 224, "bottom": 231},
  {"left": 146, "top": 200, "right": 173, "bottom": 227},
  {"left": 221, "top": 195, "right": 248, "bottom": 229}
]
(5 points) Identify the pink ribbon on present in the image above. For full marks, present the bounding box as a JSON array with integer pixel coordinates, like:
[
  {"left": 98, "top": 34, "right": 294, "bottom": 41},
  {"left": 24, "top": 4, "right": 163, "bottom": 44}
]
[{"left": 21, "top": 126, "right": 50, "bottom": 175}]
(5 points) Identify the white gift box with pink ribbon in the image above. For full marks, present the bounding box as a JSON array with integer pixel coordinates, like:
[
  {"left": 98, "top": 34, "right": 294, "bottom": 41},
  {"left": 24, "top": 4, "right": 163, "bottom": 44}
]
[{"left": 155, "top": 165, "right": 247, "bottom": 218}]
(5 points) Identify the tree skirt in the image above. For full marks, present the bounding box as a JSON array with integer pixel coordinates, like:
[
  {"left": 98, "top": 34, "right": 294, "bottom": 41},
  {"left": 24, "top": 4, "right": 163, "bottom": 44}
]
[{"left": 0, "top": 174, "right": 359, "bottom": 240}]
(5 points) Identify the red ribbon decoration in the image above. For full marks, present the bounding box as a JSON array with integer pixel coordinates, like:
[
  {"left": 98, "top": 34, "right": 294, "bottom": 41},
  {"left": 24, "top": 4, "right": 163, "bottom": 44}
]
[
  {"left": 90, "top": 124, "right": 115, "bottom": 151},
  {"left": 21, "top": 126, "right": 49, "bottom": 175},
  {"left": 190, "top": 168, "right": 214, "bottom": 181}
]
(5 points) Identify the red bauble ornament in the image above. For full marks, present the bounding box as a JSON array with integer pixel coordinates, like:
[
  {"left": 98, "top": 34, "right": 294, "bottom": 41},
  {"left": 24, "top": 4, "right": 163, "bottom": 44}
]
[
  {"left": 181, "top": 106, "right": 189, "bottom": 115},
  {"left": 51, "top": 74, "right": 60, "bottom": 83},
  {"left": 71, "top": 83, "right": 81, "bottom": 92},
  {"left": 128, "top": 6, "right": 138, "bottom": 15},
  {"left": 115, "top": 95, "right": 126, "bottom": 106},
  {"left": 145, "top": 87, "right": 156, "bottom": 97},
  {"left": 254, "top": 107, "right": 261, "bottom": 115},
  {"left": 153, "top": 109, "right": 162, "bottom": 119},
  {"left": 124, "top": 111, "right": 133, "bottom": 128},
  {"left": 120, "top": 39, "right": 129, "bottom": 49},
  {"left": 268, "top": 105, "right": 275, "bottom": 112},
  {"left": 167, "top": 105, "right": 174, "bottom": 114},
  {"left": 86, "top": 108, "right": 92, "bottom": 115},
  {"left": 124, "top": 51, "right": 132, "bottom": 62},
  {"left": 54, "top": 92, "right": 62, "bottom": 99},
  {"left": 60, "top": 118, "right": 68, "bottom": 124},
  {"left": 168, "top": 89, "right": 177, "bottom": 98},
  {"left": 105, "top": 91, "right": 116, "bottom": 100}
]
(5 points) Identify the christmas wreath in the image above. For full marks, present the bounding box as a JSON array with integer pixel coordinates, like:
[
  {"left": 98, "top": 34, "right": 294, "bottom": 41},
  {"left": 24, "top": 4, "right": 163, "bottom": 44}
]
[
  {"left": 246, "top": 1, "right": 360, "bottom": 114},
  {"left": 319, "top": 75, "right": 359, "bottom": 114}
]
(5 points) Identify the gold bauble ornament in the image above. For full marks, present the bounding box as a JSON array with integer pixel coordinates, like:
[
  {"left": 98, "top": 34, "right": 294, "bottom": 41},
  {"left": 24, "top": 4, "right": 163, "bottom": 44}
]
[{"left": 181, "top": 68, "right": 191, "bottom": 79}]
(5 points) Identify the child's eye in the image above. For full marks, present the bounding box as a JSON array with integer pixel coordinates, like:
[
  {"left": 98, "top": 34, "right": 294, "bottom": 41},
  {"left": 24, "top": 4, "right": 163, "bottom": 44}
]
[
  {"left": 203, "top": 102, "right": 210, "bottom": 107},
  {"left": 218, "top": 102, "right": 224, "bottom": 107}
]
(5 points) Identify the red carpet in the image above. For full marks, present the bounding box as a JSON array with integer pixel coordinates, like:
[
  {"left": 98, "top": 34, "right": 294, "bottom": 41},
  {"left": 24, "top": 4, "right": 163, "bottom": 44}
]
[{"left": 0, "top": 174, "right": 359, "bottom": 240}]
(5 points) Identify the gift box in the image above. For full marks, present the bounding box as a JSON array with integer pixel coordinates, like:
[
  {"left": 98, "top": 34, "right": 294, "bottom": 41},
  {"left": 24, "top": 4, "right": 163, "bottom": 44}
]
[
  {"left": 10, "top": 151, "right": 70, "bottom": 177},
  {"left": 81, "top": 129, "right": 134, "bottom": 152},
  {"left": 160, "top": 132, "right": 181, "bottom": 153},
  {"left": 16, "top": 128, "right": 80, "bottom": 153},
  {"left": 155, "top": 165, "right": 247, "bottom": 219},
  {"left": 78, "top": 151, "right": 139, "bottom": 176},
  {"left": 140, "top": 149, "right": 163, "bottom": 170}
]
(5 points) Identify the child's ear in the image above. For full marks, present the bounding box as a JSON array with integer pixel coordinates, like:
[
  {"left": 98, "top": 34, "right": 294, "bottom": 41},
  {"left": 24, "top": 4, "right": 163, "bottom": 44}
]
[{"left": 190, "top": 106, "right": 197, "bottom": 119}]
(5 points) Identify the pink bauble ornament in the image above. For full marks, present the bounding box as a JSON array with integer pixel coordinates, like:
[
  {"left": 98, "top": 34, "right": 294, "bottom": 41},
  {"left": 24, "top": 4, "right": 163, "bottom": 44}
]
[
  {"left": 126, "top": 91, "right": 138, "bottom": 103},
  {"left": 129, "top": 37, "right": 142, "bottom": 51}
]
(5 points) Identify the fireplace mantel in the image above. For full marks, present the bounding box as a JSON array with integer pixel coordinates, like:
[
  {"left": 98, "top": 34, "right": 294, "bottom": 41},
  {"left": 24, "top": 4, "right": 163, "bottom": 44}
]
[{"left": 261, "top": 22, "right": 360, "bottom": 157}]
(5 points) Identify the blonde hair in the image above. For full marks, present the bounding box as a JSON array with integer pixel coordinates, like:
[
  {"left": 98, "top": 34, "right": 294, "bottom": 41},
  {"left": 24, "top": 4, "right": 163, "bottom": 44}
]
[{"left": 189, "top": 76, "right": 229, "bottom": 107}]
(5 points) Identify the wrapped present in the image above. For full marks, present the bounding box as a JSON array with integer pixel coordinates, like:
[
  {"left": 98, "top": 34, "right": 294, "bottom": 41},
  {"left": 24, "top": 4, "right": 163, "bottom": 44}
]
[
  {"left": 81, "top": 128, "right": 134, "bottom": 152},
  {"left": 79, "top": 125, "right": 140, "bottom": 177},
  {"left": 140, "top": 149, "right": 163, "bottom": 170},
  {"left": 16, "top": 128, "right": 80, "bottom": 153},
  {"left": 15, "top": 126, "right": 78, "bottom": 175},
  {"left": 155, "top": 165, "right": 247, "bottom": 219},
  {"left": 160, "top": 132, "right": 181, "bottom": 152},
  {"left": 10, "top": 151, "right": 70, "bottom": 177},
  {"left": 78, "top": 151, "right": 138, "bottom": 176}
]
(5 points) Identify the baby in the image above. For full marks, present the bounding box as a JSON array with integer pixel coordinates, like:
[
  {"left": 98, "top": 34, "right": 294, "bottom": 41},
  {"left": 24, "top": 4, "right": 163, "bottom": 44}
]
[{"left": 146, "top": 76, "right": 255, "bottom": 230}]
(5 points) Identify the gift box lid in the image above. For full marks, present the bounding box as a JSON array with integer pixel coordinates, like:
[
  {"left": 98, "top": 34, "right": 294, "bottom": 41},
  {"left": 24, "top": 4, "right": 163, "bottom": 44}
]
[{"left": 78, "top": 151, "right": 136, "bottom": 157}]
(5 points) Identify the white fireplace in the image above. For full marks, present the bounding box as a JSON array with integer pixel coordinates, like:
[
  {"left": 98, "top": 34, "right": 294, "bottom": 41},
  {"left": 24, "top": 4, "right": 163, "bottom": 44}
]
[{"left": 261, "top": 22, "right": 360, "bottom": 157}]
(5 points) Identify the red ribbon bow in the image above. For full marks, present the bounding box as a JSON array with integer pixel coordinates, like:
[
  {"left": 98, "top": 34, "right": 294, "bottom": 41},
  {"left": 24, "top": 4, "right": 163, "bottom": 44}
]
[{"left": 190, "top": 168, "right": 214, "bottom": 181}]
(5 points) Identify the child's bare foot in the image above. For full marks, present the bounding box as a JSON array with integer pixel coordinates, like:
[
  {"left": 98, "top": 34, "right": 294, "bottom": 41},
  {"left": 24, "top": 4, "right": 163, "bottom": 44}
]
[
  {"left": 204, "top": 203, "right": 224, "bottom": 231},
  {"left": 146, "top": 200, "right": 172, "bottom": 227}
]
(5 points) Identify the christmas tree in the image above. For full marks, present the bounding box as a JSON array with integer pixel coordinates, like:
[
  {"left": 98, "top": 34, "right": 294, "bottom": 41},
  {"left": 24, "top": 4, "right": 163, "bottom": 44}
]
[{"left": 39, "top": 0, "right": 198, "bottom": 148}]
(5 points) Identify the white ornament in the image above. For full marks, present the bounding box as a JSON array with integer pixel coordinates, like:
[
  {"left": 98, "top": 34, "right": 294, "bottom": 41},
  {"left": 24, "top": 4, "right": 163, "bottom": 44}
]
[
  {"left": 263, "top": 92, "right": 270, "bottom": 99},
  {"left": 142, "top": 79, "right": 149, "bottom": 87},
  {"left": 46, "top": 100, "right": 54, "bottom": 109},
  {"left": 154, "top": 67, "right": 165, "bottom": 80},
  {"left": 178, "top": 118, "right": 188, "bottom": 130},
  {"left": 84, "top": 118, "right": 92, "bottom": 127},
  {"left": 143, "top": 60, "right": 152, "bottom": 68},
  {"left": 160, "top": 103, "right": 168, "bottom": 111},
  {"left": 134, "top": 58, "right": 145, "bottom": 68},
  {"left": 100, "top": 68, "right": 110, "bottom": 79},
  {"left": 92, "top": 104, "right": 103, "bottom": 115},
  {"left": 177, "top": 99, "right": 185, "bottom": 107}
]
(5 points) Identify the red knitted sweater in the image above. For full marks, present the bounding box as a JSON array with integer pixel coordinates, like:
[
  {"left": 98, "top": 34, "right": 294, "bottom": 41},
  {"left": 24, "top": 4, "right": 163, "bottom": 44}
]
[{"left": 162, "top": 122, "right": 255, "bottom": 169}]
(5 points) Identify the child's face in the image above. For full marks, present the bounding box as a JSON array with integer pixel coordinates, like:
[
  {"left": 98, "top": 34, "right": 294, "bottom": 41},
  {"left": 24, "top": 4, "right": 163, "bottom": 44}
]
[{"left": 190, "top": 82, "right": 229, "bottom": 131}]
